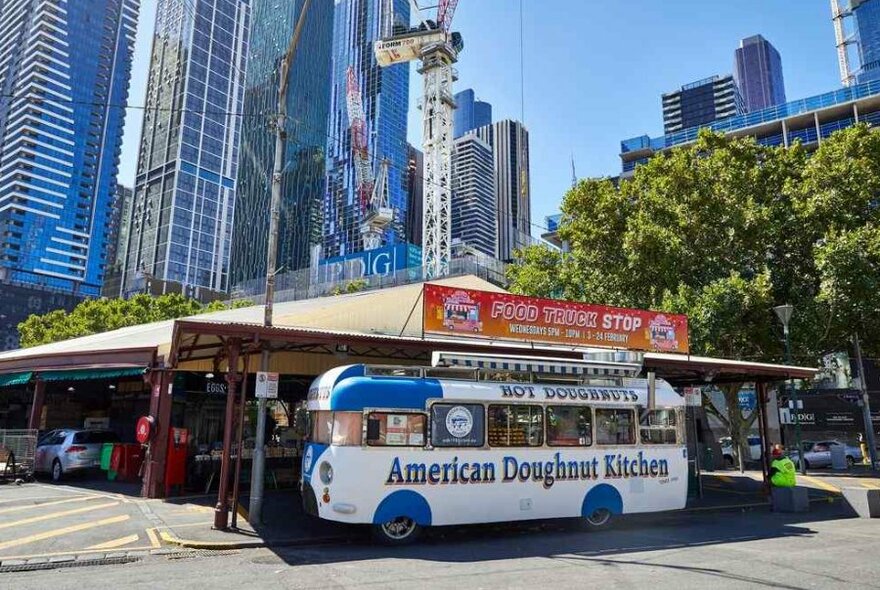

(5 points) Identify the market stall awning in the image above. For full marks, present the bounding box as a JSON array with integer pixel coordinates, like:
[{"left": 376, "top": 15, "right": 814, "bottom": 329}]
[
  {"left": 642, "top": 352, "right": 818, "bottom": 386},
  {"left": 0, "top": 371, "right": 32, "bottom": 387},
  {"left": 37, "top": 367, "right": 147, "bottom": 382}
]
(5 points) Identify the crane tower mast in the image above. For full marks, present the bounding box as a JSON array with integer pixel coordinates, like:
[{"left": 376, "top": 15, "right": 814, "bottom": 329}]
[{"left": 375, "top": 0, "right": 462, "bottom": 278}]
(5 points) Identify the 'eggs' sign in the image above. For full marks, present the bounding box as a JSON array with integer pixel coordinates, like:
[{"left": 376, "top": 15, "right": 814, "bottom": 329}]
[{"left": 423, "top": 285, "right": 689, "bottom": 354}]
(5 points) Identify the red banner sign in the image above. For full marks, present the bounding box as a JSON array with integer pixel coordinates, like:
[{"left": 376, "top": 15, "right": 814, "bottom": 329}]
[{"left": 423, "top": 285, "right": 689, "bottom": 354}]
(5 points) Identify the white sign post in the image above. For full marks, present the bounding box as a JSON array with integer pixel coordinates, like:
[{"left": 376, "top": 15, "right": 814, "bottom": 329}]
[{"left": 255, "top": 371, "right": 279, "bottom": 399}]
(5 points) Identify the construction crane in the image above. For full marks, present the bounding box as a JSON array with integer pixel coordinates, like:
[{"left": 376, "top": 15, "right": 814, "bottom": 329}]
[
  {"left": 344, "top": 66, "right": 393, "bottom": 250},
  {"left": 375, "top": 0, "right": 463, "bottom": 278},
  {"left": 832, "top": 0, "right": 856, "bottom": 86}
]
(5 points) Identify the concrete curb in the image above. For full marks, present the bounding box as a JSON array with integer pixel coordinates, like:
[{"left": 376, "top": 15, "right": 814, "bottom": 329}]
[{"left": 158, "top": 530, "right": 350, "bottom": 551}]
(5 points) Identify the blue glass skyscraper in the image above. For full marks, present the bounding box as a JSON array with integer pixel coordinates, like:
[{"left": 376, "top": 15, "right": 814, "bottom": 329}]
[
  {"left": 735, "top": 35, "right": 786, "bottom": 112},
  {"left": 120, "top": 0, "right": 250, "bottom": 297},
  {"left": 322, "top": 0, "right": 410, "bottom": 258},
  {"left": 849, "top": 0, "right": 880, "bottom": 84},
  {"left": 231, "top": 0, "right": 334, "bottom": 287},
  {"left": 453, "top": 89, "right": 492, "bottom": 138},
  {"left": 0, "top": 0, "right": 139, "bottom": 297}
]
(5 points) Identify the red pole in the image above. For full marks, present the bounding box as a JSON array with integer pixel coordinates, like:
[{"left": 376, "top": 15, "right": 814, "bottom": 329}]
[
  {"left": 231, "top": 354, "right": 249, "bottom": 529},
  {"left": 142, "top": 370, "right": 173, "bottom": 499},
  {"left": 214, "top": 339, "right": 240, "bottom": 530},
  {"left": 28, "top": 379, "right": 45, "bottom": 431}
]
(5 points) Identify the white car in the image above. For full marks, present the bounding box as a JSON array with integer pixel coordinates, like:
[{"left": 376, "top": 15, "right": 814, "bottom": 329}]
[{"left": 719, "top": 435, "right": 762, "bottom": 467}]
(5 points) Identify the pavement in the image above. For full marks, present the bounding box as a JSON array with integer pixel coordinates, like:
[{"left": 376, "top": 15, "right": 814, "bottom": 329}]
[
  {"left": 0, "top": 466, "right": 876, "bottom": 571},
  {"left": 2, "top": 498, "right": 877, "bottom": 589}
]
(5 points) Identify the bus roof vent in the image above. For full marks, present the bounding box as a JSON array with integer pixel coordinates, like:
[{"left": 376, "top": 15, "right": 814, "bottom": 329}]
[{"left": 431, "top": 351, "right": 642, "bottom": 378}]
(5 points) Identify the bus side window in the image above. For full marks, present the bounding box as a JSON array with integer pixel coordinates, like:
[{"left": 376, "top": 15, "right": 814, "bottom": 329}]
[
  {"left": 547, "top": 406, "right": 592, "bottom": 447},
  {"left": 366, "top": 412, "right": 426, "bottom": 447},
  {"left": 639, "top": 409, "right": 678, "bottom": 445},
  {"left": 488, "top": 404, "right": 543, "bottom": 447},
  {"left": 430, "top": 403, "right": 484, "bottom": 447},
  {"left": 310, "top": 411, "right": 333, "bottom": 444},
  {"left": 595, "top": 408, "right": 635, "bottom": 445}
]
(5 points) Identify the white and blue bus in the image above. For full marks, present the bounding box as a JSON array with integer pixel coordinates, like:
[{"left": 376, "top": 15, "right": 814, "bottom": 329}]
[{"left": 302, "top": 362, "right": 686, "bottom": 544}]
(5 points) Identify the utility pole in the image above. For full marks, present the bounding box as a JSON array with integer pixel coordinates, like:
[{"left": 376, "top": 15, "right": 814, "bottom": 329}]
[
  {"left": 249, "top": 0, "right": 313, "bottom": 526},
  {"left": 852, "top": 334, "right": 878, "bottom": 471},
  {"left": 774, "top": 304, "right": 805, "bottom": 474}
]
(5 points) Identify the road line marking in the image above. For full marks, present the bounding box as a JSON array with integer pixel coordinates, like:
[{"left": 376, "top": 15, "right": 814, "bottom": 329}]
[
  {"left": 146, "top": 527, "right": 160, "bottom": 548},
  {"left": 31, "top": 483, "right": 132, "bottom": 504},
  {"left": 800, "top": 475, "right": 841, "bottom": 493},
  {"left": 715, "top": 475, "right": 734, "bottom": 483},
  {"left": 0, "top": 501, "right": 119, "bottom": 531},
  {"left": 860, "top": 480, "right": 880, "bottom": 490},
  {"left": 86, "top": 534, "right": 140, "bottom": 550},
  {"left": 0, "top": 495, "right": 96, "bottom": 515},
  {"left": 0, "top": 514, "right": 130, "bottom": 551}
]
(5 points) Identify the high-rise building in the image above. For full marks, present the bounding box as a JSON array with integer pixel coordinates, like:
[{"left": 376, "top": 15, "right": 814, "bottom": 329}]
[
  {"left": 453, "top": 89, "right": 492, "bottom": 138},
  {"left": 405, "top": 144, "right": 423, "bottom": 247},
  {"left": 230, "top": 0, "right": 334, "bottom": 289},
  {"left": 735, "top": 35, "right": 786, "bottom": 112},
  {"left": 451, "top": 135, "right": 496, "bottom": 258},
  {"left": 120, "top": 0, "right": 250, "bottom": 298},
  {"left": 107, "top": 185, "right": 133, "bottom": 271},
  {"left": 0, "top": 0, "right": 139, "bottom": 298},
  {"left": 661, "top": 75, "right": 744, "bottom": 135},
  {"left": 322, "top": 0, "right": 410, "bottom": 259},
  {"left": 473, "top": 120, "right": 531, "bottom": 262},
  {"left": 834, "top": 0, "right": 880, "bottom": 86}
]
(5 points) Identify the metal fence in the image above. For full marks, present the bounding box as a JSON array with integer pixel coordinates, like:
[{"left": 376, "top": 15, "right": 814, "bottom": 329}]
[{"left": 0, "top": 429, "right": 37, "bottom": 481}]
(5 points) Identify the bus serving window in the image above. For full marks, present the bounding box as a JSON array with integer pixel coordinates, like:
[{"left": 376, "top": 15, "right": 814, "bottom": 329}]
[
  {"left": 547, "top": 406, "right": 592, "bottom": 447},
  {"left": 366, "top": 412, "right": 426, "bottom": 447},
  {"left": 331, "top": 412, "right": 363, "bottom": 446},
  {"left": 488, "top": 405, "right": 543, "bottom": 447},
  {"left": 430, "top": 403, "right": 485, "bottom": 447},
  {"left": 640, "top": 409, "right": 678, "bottom": 445},
  {"left": 311, "top": 411, "right": 332, "bottom": 444},
  {"left": 595, "top": 409, "right": 635, "bottom": 445}
]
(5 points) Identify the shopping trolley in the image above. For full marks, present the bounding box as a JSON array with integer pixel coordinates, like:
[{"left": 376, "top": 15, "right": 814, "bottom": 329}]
[{"left": 0, "top": 429, "right": 38, "bottom": 482}]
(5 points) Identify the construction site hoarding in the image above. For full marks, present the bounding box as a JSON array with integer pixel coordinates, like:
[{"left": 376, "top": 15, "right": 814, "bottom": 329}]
[{"left": 423, "top": 284, "right": 689, "bottom": 354}]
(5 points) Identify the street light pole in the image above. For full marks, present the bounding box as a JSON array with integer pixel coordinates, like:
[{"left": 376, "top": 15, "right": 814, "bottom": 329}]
[
  {"left": 248, "top": 0, "right": 313, "bottom": 526},
  {"left": 774, "top": 304, "right": 805, "bottom": 475}
]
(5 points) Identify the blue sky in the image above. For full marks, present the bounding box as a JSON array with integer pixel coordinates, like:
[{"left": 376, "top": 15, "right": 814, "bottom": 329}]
[{"left": 120, "top": 0, "right": 841, "bottom": 238}]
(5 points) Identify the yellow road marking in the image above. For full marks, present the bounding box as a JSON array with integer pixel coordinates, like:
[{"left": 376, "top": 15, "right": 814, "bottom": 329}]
[
  {"left": 714, "top": 475, "right": 734, "bottom": 483},
  {"left": 86, "top": 534, "right": 139, "bottom": 550},
  {"left": 800, "top": 475, "right": 841, "bottom": 493},
  {"left": 146, "top": 527, "right": 161, "bottom": 548},
  {"left": 236, "top": 503, "right": 249, "bottom": 521},
  {"left": 0, "top": 495, "right": 95, "bottom": 515},
  {"left": 0, "top": 501, "right": 119, "bottom": 531},
  {"left": 0, "top": 514, "right": 129, "bottom": 551},
  {"left": 860, "top": 480, "right": 880, "bottom": 490},
  {"left": 32, "top": 483, "right": 131, "bottom": 504}
]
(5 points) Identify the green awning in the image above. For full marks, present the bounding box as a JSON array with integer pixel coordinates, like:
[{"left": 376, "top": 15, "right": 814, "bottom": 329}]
[
  {"left": 0, "top": 371, "right": 32, "bottom": 388},
  {"left": 38, "top": 367, "right": 147, "bottom": 382}
]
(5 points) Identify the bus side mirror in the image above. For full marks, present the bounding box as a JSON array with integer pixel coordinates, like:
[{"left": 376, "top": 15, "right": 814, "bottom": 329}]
[{"left": 366, "top": 418, "right": 381, "bottom": 442}]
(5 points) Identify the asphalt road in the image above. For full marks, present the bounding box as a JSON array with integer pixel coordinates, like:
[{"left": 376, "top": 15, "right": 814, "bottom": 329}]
[{"left": 4, "top": 501, "right": 879, "bottom": 590}]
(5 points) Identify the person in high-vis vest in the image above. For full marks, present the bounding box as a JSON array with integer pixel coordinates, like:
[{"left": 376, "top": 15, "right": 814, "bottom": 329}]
[{"left": 769, "top": 444, "right": 797, "bottom": 488}]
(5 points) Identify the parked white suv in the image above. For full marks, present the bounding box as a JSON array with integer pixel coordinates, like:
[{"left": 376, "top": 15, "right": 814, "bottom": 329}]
[{"left": 719, "top": 435, "right": 762, "bottom": 467}]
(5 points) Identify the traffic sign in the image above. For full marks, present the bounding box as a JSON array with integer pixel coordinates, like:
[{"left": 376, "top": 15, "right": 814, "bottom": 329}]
[{"left": 255, "top": 371, "right": 279, "bottom": 399}]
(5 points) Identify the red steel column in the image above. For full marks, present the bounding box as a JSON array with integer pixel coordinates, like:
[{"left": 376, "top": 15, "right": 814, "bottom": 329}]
[
  {"left": 142, "top": 370, "right": 174, "bottom": 499},
  {"left": 28, "top": 379, "right": 46, "bottom": 431},
  {"left": 214, "top": 339, "right": 241, "bottom": 530}
]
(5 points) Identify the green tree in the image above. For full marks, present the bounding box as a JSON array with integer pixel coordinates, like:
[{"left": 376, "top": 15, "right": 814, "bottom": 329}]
[
  {"left": 18, "top": 294, "right": 251, "bottom": 348},
  {"left": 509, "top": 125, "right": 880, "bottom": 465}
]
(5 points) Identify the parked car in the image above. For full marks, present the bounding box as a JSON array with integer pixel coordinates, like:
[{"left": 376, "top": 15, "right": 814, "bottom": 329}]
[
  {"left": 719, "top": 435, "right": 762, "bottom": 467},
  {"left": 35, "top": 429, "right": 120, "bottom": 482},
  {"left": 790, "top": 440, "right": 863, "bottom": 469}
]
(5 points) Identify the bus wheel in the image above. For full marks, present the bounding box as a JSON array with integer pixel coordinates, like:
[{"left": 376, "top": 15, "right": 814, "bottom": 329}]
[
  {"left": 585, "top": 508, "right": 612, "bottom": 528},
  {"left": 372, "top": 517, "right": 422, "bottom": 545}
]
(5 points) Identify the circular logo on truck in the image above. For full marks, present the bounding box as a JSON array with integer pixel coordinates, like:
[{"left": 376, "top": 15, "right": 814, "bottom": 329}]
[
  {"left": 303, "top": 446, "right": 314, "bottom": 474},
  {"left": 446, "top": 406, "right": 474, "bottom": 438}
]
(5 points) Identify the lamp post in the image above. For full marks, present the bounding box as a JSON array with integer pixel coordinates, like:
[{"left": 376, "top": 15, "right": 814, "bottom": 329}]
[{"left": 774, "top": 304, "right": 805, "bottom": 474}]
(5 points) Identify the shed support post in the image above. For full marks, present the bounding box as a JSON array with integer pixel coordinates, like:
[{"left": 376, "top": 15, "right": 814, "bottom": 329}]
[
  {"left": 214, "top": 339, "right": 241, "bottom": 530},
  {"left": 757, "top": 382, "right": 772, "bottom": 496},
  {"left": 142, "top": 370, "right": 174, "bottom": 499},
  {"left": 28, "top": 379, "right": 45, "bottom": 431}
]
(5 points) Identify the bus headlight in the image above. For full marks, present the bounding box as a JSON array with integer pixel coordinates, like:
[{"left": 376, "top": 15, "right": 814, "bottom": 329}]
[{"left": 319, "top": 461, "right": 333, "bottom": 485}]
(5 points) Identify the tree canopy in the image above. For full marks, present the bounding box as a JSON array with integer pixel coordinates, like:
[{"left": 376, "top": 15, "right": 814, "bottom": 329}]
[
  {"left": 18, "top": 293, "right": 251, "bottom": 348},
  {"left": 509, "top": 124, "right": 880, "bottom": 363}
]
